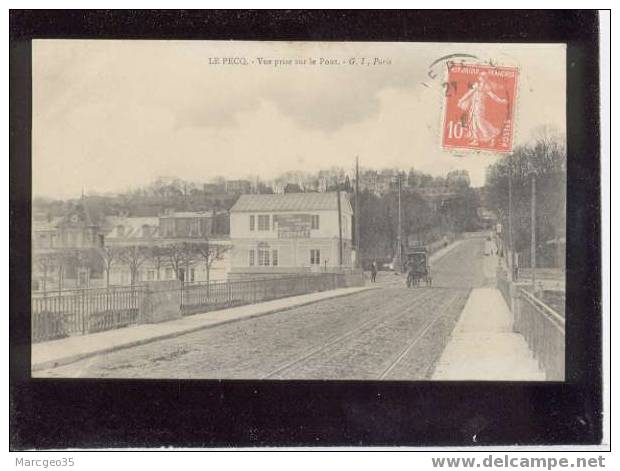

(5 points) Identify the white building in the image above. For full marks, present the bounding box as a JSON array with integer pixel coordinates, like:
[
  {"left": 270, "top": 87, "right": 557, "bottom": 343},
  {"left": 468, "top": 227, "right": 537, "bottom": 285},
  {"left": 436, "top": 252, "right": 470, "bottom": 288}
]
[
  {"left": 103, "top": 212, "right": 230, "bottom": 285},
  {"left": 229, "top": 192, "right": 354, "bottom": 278}
]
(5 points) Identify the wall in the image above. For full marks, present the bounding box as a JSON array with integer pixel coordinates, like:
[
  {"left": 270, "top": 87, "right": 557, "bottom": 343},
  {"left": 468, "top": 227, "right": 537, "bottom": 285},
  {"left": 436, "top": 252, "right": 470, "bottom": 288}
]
[
  {"left": 230, "top": 209, "right": 353, "bottom": 240},
  {"left": 107, "top": 253, "right": 230, "bottom": 286},
  {"left": 230, "top": 237, "right": 351, "bottom": 273}
]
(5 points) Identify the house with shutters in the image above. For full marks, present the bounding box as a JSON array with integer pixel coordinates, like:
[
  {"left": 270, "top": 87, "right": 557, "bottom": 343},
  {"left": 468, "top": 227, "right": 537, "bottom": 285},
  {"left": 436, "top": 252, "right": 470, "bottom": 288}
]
[{"left": 228, "top": 192, "right": 354, "bottom": 279}]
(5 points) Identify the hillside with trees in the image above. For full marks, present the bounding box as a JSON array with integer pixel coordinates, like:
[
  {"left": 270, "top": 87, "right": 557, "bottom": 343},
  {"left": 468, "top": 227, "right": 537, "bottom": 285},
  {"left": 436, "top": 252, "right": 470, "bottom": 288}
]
[{"left": 484, "top": 133, "right": 566, "bottom": 269}]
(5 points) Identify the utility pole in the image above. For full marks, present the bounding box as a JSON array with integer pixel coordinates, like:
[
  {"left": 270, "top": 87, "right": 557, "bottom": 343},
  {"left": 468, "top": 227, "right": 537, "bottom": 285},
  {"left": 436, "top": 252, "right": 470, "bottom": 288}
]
[
  {"left": 530, "top": 173, "right": 537, "bottom": 290},
  {"left": 337, "top": 189, "right": 343, "bottom": 267},
  {"left": 397, "top": 174, "right": 402, "bottom": 272},
  {"left": 355, "top": 156, "right": 360, "bottom": 268}
]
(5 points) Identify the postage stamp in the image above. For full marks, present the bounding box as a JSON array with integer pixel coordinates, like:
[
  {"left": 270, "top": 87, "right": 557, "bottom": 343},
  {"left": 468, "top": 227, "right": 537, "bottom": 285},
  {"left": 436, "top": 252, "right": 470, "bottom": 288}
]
[{"left": 442, "top": 63, "right": 519, "bottom": 153}]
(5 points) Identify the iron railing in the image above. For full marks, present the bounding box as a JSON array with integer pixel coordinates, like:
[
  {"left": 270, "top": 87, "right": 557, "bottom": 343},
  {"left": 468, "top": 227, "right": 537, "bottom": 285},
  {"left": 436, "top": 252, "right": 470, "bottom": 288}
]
[
  {"left": 31, "top": 286, "right": 145, "bottom": 343},
  {"left": 31, "top": 272, "right": 361, "bottom": 342},
  {"left": 179, "top": 273, "right": 344, "bottom": 315},
  {"left": 513, "top": 287, "right": 565, "bottom": 381},
  {"left": 496, "top": 270, "right": 512, "bottom": 310}
]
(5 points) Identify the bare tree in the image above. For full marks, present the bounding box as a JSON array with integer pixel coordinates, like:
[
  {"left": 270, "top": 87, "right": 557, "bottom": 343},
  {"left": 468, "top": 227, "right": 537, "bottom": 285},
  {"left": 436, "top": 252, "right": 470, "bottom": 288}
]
[
  {"left": 194, "top": 239, "right": 231, "bottom": 284},
  {"left": 118, "top": 245, "right": 150, "bottom": 286},
  {"left": 97, "top": 245, "right": 121, "bottom": 288},
  {"left": 33, "top": 252, "right": 58, "bottom": 292},
  {"left": 163, "top": 242, "right": 198, "bottom": 282},
  {"left": 148, "top": 245, "right": 165, "bottom": 281}
]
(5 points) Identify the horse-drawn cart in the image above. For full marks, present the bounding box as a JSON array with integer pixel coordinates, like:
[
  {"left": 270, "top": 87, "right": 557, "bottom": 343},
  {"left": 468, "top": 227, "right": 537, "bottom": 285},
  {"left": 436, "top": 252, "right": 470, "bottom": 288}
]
[{"left": 405, "top": 247, "right": 432, "bottom": 287}]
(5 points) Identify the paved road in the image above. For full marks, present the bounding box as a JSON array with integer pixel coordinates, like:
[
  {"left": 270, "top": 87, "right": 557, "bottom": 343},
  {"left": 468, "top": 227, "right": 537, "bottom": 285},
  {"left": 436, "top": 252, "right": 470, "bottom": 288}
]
[{"left": 38, "top": 238, "right": 488, "bottom": 380}]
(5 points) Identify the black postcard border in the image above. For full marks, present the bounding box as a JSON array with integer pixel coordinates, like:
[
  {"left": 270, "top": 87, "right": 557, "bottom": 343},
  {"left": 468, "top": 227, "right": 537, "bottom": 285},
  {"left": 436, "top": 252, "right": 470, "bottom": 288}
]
[{"left": 9, "top": 10, "right": 604, "bottom": 449}]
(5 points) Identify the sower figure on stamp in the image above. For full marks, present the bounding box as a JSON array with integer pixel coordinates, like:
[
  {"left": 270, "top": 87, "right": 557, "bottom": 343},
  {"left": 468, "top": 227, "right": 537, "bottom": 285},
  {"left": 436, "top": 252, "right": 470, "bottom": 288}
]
[{"left": 457, "top": 71, "right": 508, "bottom": 146}]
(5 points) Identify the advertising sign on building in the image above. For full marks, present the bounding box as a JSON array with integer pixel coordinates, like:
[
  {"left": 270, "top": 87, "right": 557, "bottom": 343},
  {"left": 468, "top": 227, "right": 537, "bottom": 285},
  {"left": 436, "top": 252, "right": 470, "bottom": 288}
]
[{"left": 277, "top": 214, "right": 312, "bottom": 239}]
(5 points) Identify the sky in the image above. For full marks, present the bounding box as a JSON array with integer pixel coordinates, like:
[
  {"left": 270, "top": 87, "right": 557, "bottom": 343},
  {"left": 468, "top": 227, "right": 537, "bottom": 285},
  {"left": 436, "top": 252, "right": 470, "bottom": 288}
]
[{"left": 32, "top": 40, "right": 566, "bottom": 199}]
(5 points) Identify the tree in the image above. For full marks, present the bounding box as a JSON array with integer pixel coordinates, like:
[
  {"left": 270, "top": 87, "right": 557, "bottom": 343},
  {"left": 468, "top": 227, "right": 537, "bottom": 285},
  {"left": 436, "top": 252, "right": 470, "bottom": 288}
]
[
  {"left": 33, "top": 252, "right": 59, "bottom": 292},
  {"left": 97, "top": 246, "right": 121, "bottom": 288},
  {"left": 485, "top": 136, "right": 566, "bottom": 268},
  {"left": 163, "top": 242, "right": 197, "bottom": 281},
  {"left": 284, "top": 183, "right": 303, "bottom": 193},
  {"left": 148, "top": 246, "right": 165, "bottom": 280},
  {"left": 343, "top": 176, "right": 352, "bottom": 192},
  {"left": 118, "top": 245, "right": 150, "bottom": 286},
  {"left": 257, "top": 181, "right": 274, "bottom": 194},
  {"left": 194, "top": 240, "right": 231, "bottom": 284},
  {"left": 407, "top": 168, "right": 419, "bottom": 189}
]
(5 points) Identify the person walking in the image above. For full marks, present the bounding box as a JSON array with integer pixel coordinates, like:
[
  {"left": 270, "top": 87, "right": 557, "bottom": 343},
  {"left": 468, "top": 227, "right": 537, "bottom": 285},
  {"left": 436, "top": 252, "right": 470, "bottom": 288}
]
[{"left": 370, "top": 261, "right": 378, "bottom": 283}]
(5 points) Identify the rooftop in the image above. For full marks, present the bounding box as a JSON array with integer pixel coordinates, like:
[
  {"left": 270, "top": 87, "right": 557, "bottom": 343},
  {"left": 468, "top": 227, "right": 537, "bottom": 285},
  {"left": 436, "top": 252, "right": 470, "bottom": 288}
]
[
  {"left": 104, "top": 216, "right": 160, "bottom": 239},
  {"left": 231, "top": 192, "right": 352, "bottom": 213},
  {"left": 160, "top": 211, "right": 215, "bottom": 218}
]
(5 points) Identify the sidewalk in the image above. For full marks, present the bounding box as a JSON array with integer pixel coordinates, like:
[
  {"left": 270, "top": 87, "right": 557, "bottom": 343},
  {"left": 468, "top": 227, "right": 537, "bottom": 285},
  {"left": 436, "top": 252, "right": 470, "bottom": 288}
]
[
  {"left": 32, "top": 286, "right": 371, "bottom": 373},
  {"left": 431, "top": 287, "right": 545, "bottom": 381}
]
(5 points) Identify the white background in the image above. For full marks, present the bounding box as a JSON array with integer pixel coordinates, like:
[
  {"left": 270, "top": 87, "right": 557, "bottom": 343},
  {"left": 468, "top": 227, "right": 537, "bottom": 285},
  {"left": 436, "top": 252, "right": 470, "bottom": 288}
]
[{"left": 3, "top": 2, "right": 612, "bottom": 467}]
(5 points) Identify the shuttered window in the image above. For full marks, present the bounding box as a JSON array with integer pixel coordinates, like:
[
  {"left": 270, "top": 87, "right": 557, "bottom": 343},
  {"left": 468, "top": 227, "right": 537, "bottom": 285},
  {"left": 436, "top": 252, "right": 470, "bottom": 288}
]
[
  {"left": 258, "top": 214, "right": 270, "bottom": 231},
  {"left": 310, "top": 249, "right": 320, "bottom": 265},
  {"left": 272, "top": 249, "right": 279, "bottom": 267},
  {"left": 258, "top": 248, "right": 270, "bottom": 266}
]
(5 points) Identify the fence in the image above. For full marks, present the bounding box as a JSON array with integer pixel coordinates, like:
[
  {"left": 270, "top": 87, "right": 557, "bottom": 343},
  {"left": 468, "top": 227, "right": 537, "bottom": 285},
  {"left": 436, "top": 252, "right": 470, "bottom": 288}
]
[
  {"left": 497, "top": 273, "right": 565, "bottom": 380},
  {"left": 32, "top": 272, "right": 361, "bottom": 343},
  {"left": 180, "top": 273, "right": 345, "bottom": 315},
  {"left": 31, "top": 286, "right": 145, "bottom": 343},
  {"left": 496, "top": 270, "right": 513, "bottom": 311}
]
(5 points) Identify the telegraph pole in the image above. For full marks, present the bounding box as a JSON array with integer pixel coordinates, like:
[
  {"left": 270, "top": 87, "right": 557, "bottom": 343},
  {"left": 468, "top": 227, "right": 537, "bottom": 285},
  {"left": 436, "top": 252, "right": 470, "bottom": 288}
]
[
  {"left": 508, "top": 154, "right": 514, "bottom": 280},
  {"left": 337, "top": 189, "right": 343, "bottom": 267},
  {"left": 397, "top": 174, "right": 402, "bottom": 272},
  {"left": 355, "top": 156, "right": 360, "bottom": 268},
  {"left": 530, "top": 173, "right": 537, "bottom": 290}
]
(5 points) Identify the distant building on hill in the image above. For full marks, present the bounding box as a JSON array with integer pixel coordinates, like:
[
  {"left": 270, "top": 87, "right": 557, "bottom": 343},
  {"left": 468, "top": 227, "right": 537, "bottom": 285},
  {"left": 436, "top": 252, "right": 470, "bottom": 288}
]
[{"left": 225, "top": 179, "right": 252, "bottom": 194}]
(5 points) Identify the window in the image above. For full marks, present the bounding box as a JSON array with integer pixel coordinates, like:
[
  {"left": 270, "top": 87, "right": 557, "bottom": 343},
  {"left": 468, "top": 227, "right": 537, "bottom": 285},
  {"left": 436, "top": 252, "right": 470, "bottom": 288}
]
[
  {"left": 189, "top": 220, "right": 200, "bottom": 237},
  {"left": 272, "top": 249, "right": 279, "bottom": 267},
  {"left": 258, "top": 247, "right": 270, "bottom": 266},
  {"left": 310, "top": 249, "right": 320, "bottom": 265},
  {"left": 165, "top": 268, "right": 173, "bottom": 279},
  {"left": 190, "top": 268, "right": 195, "bottom": 282},
  {"left": 249, "top": 249, "right": 255, "bottom": 266},
  {"left": 162, "top": 219, "right": 174, "bottom": 237},
  {"left": 272, "top": 215, "right": 278, "bottom": 230},
  {"left": 147, "top": 270, "right": 155, "bottom": 281},
  {"left": 249, "top": 215, "right": 255, "bottom": 231},
  {"left": 311, "top": 215, "right": 320, "bottom": 230},
  {"left": 258, "top": 214, "right": 270, "bottom": 231}
]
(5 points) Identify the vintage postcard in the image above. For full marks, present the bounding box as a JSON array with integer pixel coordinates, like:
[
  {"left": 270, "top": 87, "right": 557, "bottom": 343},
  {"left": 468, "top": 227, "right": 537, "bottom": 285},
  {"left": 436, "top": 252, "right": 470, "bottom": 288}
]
[{"left": 30, "top": 40, "right": 566, "bottom": 381}]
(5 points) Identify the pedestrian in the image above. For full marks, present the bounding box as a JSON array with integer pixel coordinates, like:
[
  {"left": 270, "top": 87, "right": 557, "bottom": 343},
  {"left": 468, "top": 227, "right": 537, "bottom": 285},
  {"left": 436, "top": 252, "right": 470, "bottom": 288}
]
[{"left": 371, "top": 261, "right": 378, "bottom": 283}]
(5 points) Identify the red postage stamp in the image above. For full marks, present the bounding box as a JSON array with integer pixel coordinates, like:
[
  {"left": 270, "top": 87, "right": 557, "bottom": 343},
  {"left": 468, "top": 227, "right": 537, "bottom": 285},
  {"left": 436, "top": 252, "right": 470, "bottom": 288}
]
[{"left": 442, "top": 63, "right": 518, "bottom": 153}]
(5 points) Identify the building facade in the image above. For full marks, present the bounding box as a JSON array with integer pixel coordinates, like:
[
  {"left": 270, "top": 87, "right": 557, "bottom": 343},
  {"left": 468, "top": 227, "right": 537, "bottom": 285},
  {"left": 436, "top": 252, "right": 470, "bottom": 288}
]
[
  {"left": 229, "top": 192, "right": 354, "bottom": 278},
  {"left": 103, "top": 211, "right": 231, "bottom": 285},
  {"left": 225, "top": 179, "right": 252, "bottom": 194},
  {"left": 31, "top": 201, "right": 106, "bottom": 291},
  {"left": 32, "top": 207, "right": 231, "bottom": 291}
]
